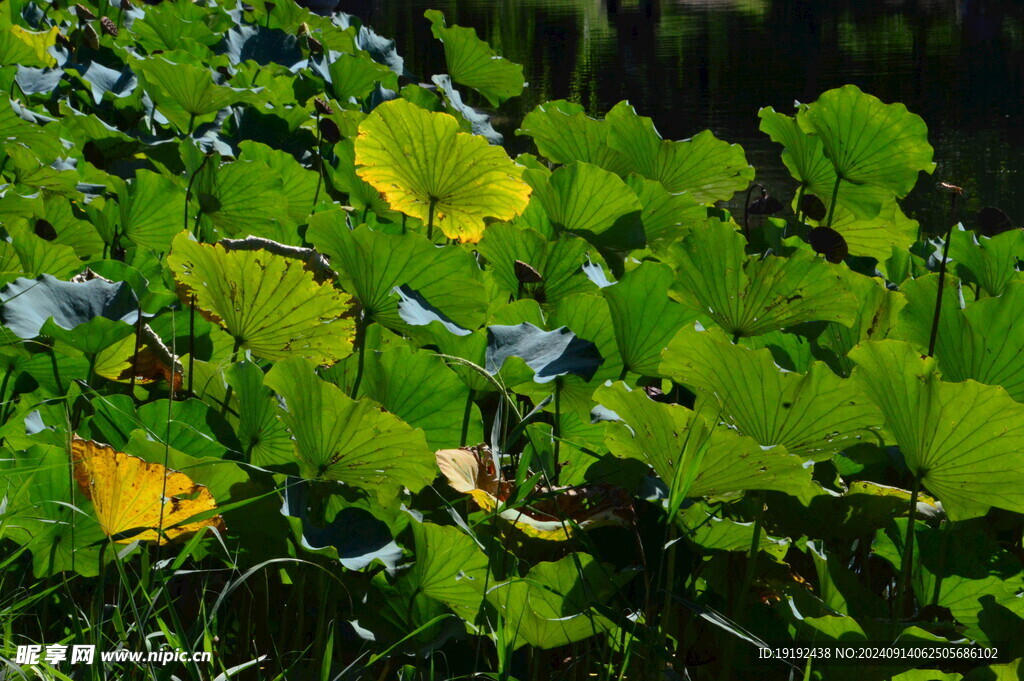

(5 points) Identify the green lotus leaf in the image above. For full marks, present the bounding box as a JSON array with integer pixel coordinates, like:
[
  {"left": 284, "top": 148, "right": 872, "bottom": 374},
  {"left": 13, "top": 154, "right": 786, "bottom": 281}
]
[
  {"left": 487, "top": 553, "right": 622, "bottom": 650},
  {"left": 526, "top": 162, "right": 642, "bottom": 241},
  {"left": 0, "top": 274, "right": 143, "bottom": 354},
  {"left": 486, "top": 322, "right": 602, "bottom": 383},
  {"left": 606, "top": 101, "right": 753, "bottom": 203},
  {"left": 220, "top": 24, "right": 303, "bottom": 68},
  {"left": 0, "top": 24, "right": 58, "bottom": 68},
  {"left": 431, "top": 73, "right": 504, "bottom": 144},
  {"left": 129, "top": 1, "right": 226, "bottom": 52},
  {"left": 280, "top": 479, "right": 402, "bottom": 570},
  {"left": 3, "top": 143, "right": 79, "bottom": 196},
  {"left": 264, "top": 358, "right": 434, "bottom": 494},
  {"left": 849, "top": 339, "right": 1024, "bottom": 520},
  {"left": 603, "top": 262, "right": 698, "bottom": 376},
  {"left": 354, "top": 345, "right": 483, "bottom": 450},
  {"left": 0, "top": 93, "right": 65, "bottom": 161},
  {"left": 758, "top": 106, "right": 894, "bottom": 221},
  {"left": 810, "top": 199, "right": 918, "bottom": 261},
  {"left": 811, "top": 271, "right": 905, "bottom": 377},
  {"left": 949, "top": 225, "right": 1024, "bottom": 298},
  {"left": 532, "top": 293, "right": 622, "bottom": 415},
  {"left": 680, "top": 503, "right": 791, "bottom": 559},
  {"left": 307, "top": 221, "right": 487, "bottom": 331},
  {"left": 798, "top": 85, "right": 935, "bottom": 196},
  {"left": 424, "top": 10, "right": 524, "bottom": 107},
  {"left": 117, "top": 170, "right": 187, "bottom": 251},
  {"left": 477, "top": 223, "right": 607, "bottom": 306},
  {"left": 192, "top": 159, "right": 292, "bottom": 240},
  {"left": 354, "top": 98, "right": 531, "bottom": 243},
  {"left": 625, "top": 174, "right": 705, "bottom": 244},
  {"left": 516, "top": 100, "right": 631, "bottom": 176},
  {"left": 135, "top": 398, "right": 239, "bottom": 460},
  {"left": 0, "top": 225, "right": 81, "bottom": 285},
  {"left": 662, "top": 325, "right": 883, "bottom": 461},
  {"left": 238, "top": 141, "right": 318, "bottom": 225},
  {"left": 765, "top": 481, "right": 941, "bottom": 547},
  {"left": 874, "top": 518, "right": 1024, "bottom": 652},
  {"left": 324, "top": 140, "right": 392, "bottom": 215},
  {"left": 225, "top": 361, "right": 293, "bottom": 467},
  {"left": 168, "top": 232, "right": 355, "bottom": 364},
  {"left": 596, "top": 382, "right": 814, "bottom": 498},
  {"left": 132, "top": 54, "right": 259, "bottom": 132},
  {"left": 1, "top": 444, "right": 107, "bottom": 577},
  {"left": 326, "top": 52, "right": 398, "bottom": 101},
  {"left": 667, "top": 218, "right": 858, "bottom": 337},
  {"left": 15, "top": 195, "right": 103, "bottom": 260},
  {"left": 897, "top": 276, "right": 1024, "bottom": 401},
  {"left": 398, "top": 521, "right": 489, "bottom": 621}
]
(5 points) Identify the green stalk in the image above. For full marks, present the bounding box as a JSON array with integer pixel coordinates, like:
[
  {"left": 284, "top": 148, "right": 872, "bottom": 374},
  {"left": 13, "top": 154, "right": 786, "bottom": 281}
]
[
  {"left": 220, "top": 337, "right": 243, "bottom": 417},
  {"left": 459, "top": 389, "right": 474, "bottom": 446},
  {"left": 129, "top": 304, "right": 144, "bottom": 395},
  {"left": 49, "top": 345, "right": 64, "bottom": 396},
  {"left": 736, "top": 492, "right": 764, "bottom": 616},
  {"left": 720, "top": 493, "right": 764, "bottom": 681},
  {"left": 71, "top": 353, "right": 97, "bottom": 430},
  {"left": 742, "top": 183, "right": 763, "bottom": 239},
  {"left": 552, "top": 378, "right": 562, "bottom": 485},
  {"left": 187, "top": 295, "right": 196, "bottom": 396},
  {"left": 794, "top": 184, "right": 806, "bottom": 226},
  {"left": 426, "top": 199, "right": 437, "bottom": 241},
  {"left": 927, "top": 190, "right": 960, "bottom": 357},
  {"left": 348, "top": 314, "right": 367, "bottom": 398},
  {"left": 895, "top": 474, "right": 922, "bottom": 623},
  {"left": 312, "top": 112, "right": 324, "bottom": 206},
  {"left": 0, "top": 362, "right": 15, "bottom": 425},
  {"left": 825, "top": 174, "right": 841, "bottom": 228}
]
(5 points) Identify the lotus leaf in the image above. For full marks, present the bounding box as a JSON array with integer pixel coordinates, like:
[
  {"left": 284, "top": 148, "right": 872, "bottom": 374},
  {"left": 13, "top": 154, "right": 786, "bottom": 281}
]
[
  {"left": 596, "top": 382, "right": 815, "bottom": 499},
  {"left": 264, "top": 358, "right": 434, "bottom": 494},
  {"left": 307, "top": 221, "right": 487, "bottom": 331},
  {"left": 758, "top": 106, "right": 893, "bottom": 221},
  {"left": 606, "top": 101, "right": 753, "bottom": 203},
  {"left": 897, "top": 276, "right": 1024, "bottom": 401},
  {"left": 798, "top": 85, "right": 935, "bottom": 197},
  {"left": 667, "top": 218, "right": 858, "bottom": 337},
  {"left": 949, "top": 225, "right": 1024, "bottom": 298},
  {"left": 354, "top": 98, "right": 531, "bottom": 242},
  {"left": 661, "top": 324, "right": 883, "bottom": 461},
  {"left": 604, "top": 262, "right": 698, "bottom": 376},
  {"left": 477, "top": 223, "right": 607, "bottom": 306},
  {"left": 71, "top": 436, "right": 226, "bottom": 545},
  {"left": 168, "top": 232, "right": 355, "bottom": 364},
  {"left": 486, "top": 553, "right": 624, "bottom": 650},
  {"left": 850, "top": 340, "right": 1024, "bottom": 520},
  {"left": 424, "top": 10, "right": 524, "bottom": 107},
  {"left": 516, "top": 100, "right": 631, "bottom": 176}
]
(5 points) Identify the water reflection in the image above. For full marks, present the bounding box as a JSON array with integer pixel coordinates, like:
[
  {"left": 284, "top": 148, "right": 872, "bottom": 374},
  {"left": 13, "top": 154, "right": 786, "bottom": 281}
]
[{"left": 359, "top": 0, "right": 1024, "bottom": 230}]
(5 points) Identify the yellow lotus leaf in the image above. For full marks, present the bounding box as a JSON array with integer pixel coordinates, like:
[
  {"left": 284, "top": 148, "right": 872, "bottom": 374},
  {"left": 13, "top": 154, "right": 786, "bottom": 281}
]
[
  {"left": 354, "top": 98, "right": 531, "bottom": 243},
  {"left": 9, "top": 26, "right": 59, "bottom": 68},
  {"left": 71, "top": 437, "right": 226, "bottom": 545}
]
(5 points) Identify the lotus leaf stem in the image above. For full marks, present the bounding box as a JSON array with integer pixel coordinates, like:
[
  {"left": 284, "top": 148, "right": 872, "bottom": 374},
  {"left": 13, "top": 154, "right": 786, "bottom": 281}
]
[
  {"left": 895, "top": 474, "right": 922, "bottom": 623},
  {"left": 928, "top": 189, "right": 960, "bottom": 357},
  {"left": 825, "top": 174, "right": 841, "bottom": 228},
  {"left": 349, "top": 314, "right": 367, "bottom": 398}
]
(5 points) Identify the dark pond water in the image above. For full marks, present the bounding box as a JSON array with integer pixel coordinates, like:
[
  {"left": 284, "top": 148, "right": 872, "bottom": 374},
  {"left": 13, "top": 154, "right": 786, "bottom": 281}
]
[{"left": 347, "top": 0, "right": 1024, "bottom": 232}]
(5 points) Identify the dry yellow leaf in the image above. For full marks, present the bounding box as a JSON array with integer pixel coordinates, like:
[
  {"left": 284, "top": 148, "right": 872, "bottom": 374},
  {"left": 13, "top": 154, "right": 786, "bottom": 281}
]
[{"left": 71, "top": 437, "right": 226, "bottom": 545}]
